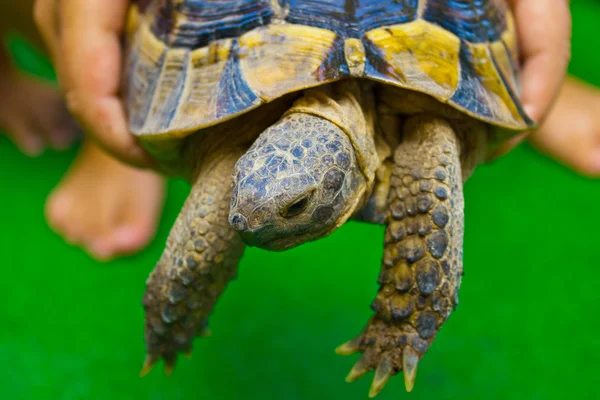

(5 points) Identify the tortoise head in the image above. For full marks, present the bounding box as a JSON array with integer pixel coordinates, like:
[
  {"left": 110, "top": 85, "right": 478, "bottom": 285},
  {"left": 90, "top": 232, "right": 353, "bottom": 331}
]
[{"left": 228, "top": 113, "right": 367, "bottom": 251}]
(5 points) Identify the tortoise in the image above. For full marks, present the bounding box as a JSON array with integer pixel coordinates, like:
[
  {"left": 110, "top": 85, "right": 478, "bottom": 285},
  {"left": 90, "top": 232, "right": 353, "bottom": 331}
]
[{"left": 123, "top": 0, "right": 534, "bottom": 396}]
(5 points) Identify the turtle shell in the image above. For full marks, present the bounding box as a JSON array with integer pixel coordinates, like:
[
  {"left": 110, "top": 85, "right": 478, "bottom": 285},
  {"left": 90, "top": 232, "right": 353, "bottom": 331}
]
[{"left": 124, "top": 0, "right": 535, "bottom": 142}]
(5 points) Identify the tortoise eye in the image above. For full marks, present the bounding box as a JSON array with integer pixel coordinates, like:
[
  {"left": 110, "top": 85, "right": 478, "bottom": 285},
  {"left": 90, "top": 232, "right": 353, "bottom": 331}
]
[{"left": 282, "top": 196, "right": 309, "bottom": 218}]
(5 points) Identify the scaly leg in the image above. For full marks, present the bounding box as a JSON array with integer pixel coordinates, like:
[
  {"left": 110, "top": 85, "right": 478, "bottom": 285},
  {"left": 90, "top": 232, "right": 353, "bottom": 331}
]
[
  {"left": 140, "top": 149, "right": 245, "bottom": 376},
  {"left": 338, "top": 116, "right": 466, "bottom": 396}
]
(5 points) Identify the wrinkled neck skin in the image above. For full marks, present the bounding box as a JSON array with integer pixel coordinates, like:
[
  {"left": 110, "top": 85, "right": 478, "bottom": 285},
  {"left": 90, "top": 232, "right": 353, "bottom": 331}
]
[
  {"left": 185, "top": 101, "right": 291, "bottom": 183},
  {"left": 229, "top": 80, "right": 380, "bottom": 251}
]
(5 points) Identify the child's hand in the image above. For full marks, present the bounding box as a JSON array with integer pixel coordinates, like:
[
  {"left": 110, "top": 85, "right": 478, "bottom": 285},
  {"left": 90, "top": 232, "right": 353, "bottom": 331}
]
[
  {"left": 495, "top": 0, "right": 572, "bottom": 157},
  {"left": 33, "top": 0, "right": 156, "bottom": 169}
]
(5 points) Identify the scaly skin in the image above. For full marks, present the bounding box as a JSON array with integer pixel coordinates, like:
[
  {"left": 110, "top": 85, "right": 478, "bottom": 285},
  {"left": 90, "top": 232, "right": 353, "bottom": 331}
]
[
  {"left": 139, "top": 88, "right": 374, "bottom": 375},
  {"left": 229, "top": 80, "right": 378, "bottom": 250},
  {"left": 138, "top": 103, "right": 290, "bottom": 374},
  {"left": 226, "top": 83, "right": 488, "bottom": 396},
  {"left": 229, "top": 113, "right": 364, "bottom": 250},
  {"left": 337, "top": 116, "right": 483, "bottom": 396},
  {"left": 140, "top": 148, "right": 246, "bottom": 375},
  {"left": 140, "top": 80, "right": 487, "bottom": 397}
]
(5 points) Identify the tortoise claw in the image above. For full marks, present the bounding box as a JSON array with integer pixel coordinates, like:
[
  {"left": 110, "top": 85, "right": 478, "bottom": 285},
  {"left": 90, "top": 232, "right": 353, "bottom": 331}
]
[
  {"left": 368, "top": 356, "right": 393, "bottom": 398},
  {"left": 335, "top": 336, "right": 362, "bottom": 356},
  {"left": 164, "top": 361, "right": 175, "bottom": 376},
  {"left": 140, "top": 352, "right": 181, "bottom": 378},
  {"left": 345, "top": 355, "right": 370, "bottom": 383},
  {"left": 402, "top": 346, "right": 419, "bottom": 392},
  {"left": 139, "top": 354, "right": 158, "bottom": 378},
  {"left": 338, "top": 316, "right": 429, "bottom": 396}
]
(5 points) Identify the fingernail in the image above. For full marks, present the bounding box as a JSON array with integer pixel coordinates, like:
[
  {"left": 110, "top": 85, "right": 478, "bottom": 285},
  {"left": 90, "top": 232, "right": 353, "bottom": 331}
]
[
  {"left": 21, "top": 136, "right": 44, "bottom": 157},
  {"left": 523, "top": 105, "right": 538, "bottom": 122}
]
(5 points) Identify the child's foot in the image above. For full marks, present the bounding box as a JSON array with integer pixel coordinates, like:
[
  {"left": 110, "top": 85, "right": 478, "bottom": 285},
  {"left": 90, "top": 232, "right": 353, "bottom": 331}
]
[
  {"left": 529, "top": 77, "right": 600, "bottom": 177},
  {"left": 0, "top": 66, "right": 79, "bottom": 155},
  {"left": 45, "top": 141, "right": 166, "bottom": 261}
]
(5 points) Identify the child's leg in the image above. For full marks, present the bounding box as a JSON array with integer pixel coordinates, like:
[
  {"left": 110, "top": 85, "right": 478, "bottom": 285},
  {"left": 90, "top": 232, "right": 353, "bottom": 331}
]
[
  {"left": 1, "top": 0, "right": 166, "bottom": 260},
  {"left": 529, "top": 76, "right": 600, "bottom": 177}
]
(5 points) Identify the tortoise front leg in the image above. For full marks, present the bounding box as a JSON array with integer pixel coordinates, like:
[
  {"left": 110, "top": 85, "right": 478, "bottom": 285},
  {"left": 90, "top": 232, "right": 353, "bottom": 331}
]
[
  {"left": 337, "top": 116, "right": 465, "bottom": 396},
  {"left": 140, "top": 150, "right": 246, "bottom": 376}
]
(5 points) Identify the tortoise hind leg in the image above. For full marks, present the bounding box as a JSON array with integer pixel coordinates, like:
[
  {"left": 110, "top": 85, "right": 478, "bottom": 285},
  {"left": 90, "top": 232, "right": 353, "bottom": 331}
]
[
  {"left": 337, "top": 116, "right": 466, "bottom": 396},
  {"left": 140, "top": 149, "right": 246, "bottom": 376}
]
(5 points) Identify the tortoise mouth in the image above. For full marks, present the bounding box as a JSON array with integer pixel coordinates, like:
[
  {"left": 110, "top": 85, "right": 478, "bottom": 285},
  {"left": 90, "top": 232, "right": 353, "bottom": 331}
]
[
  {"left": 237, "top": 230, "right": 301, "bottom": 252},
  {"left": 237, "top": 220, "right": 340, "bottom": 252}
]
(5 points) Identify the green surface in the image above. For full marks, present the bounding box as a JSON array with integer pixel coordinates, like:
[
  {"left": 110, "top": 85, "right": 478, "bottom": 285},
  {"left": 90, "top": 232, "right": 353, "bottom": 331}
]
[{"left": 1, "top": 1, "right": 599, "bottom": 399}]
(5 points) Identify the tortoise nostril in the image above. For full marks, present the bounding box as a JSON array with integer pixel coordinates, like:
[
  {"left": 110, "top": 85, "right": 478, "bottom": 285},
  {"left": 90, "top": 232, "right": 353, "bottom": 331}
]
[{"left": 229, "top": 213, "right": 249, "bottom": 232}]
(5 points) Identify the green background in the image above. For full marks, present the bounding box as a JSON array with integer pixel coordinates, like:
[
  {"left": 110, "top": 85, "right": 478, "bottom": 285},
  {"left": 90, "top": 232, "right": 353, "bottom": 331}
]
[{"left": 1, "top": 1, "right": 599, "bottom": 399}]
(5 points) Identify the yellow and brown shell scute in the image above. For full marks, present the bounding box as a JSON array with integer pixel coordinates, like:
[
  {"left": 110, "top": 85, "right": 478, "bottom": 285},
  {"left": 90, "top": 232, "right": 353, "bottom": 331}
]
[{"left": 124, "top": 0, "right": 534, "bottom": 140}]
